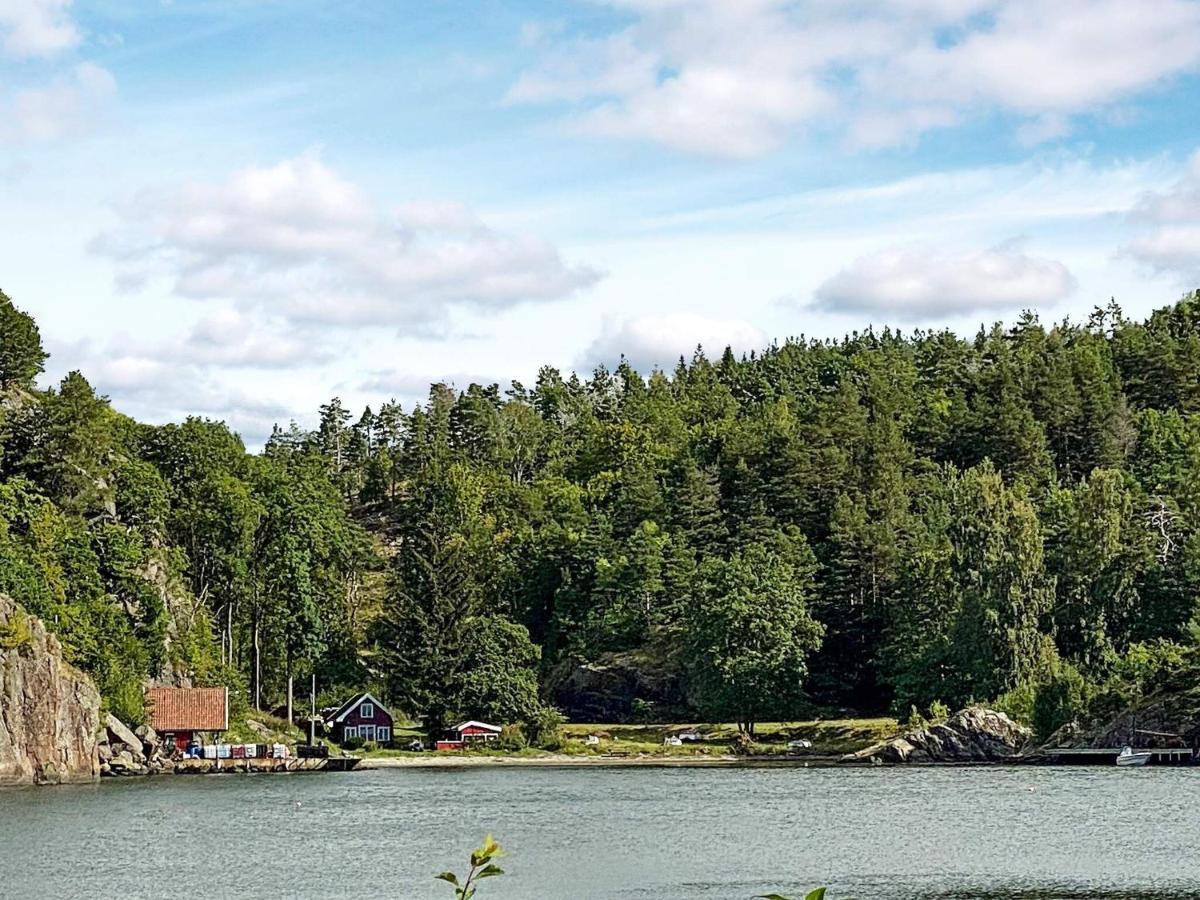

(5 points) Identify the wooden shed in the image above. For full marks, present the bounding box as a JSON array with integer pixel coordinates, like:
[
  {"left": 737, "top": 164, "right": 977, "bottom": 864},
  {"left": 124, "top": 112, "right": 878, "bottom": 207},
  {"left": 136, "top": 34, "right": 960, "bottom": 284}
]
[{"left": 145, "top": 687, "right": 229, "bottom": 751}]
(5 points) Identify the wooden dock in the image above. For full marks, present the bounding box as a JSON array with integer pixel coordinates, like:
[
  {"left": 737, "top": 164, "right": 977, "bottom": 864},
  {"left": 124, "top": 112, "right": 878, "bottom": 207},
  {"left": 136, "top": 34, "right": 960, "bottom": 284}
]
[
  {"left": 1038, "top": 747, "right": 1195, "bottom": 765},
  {"left": 174, "top": 756, "right": 362, "bottom": 775}
]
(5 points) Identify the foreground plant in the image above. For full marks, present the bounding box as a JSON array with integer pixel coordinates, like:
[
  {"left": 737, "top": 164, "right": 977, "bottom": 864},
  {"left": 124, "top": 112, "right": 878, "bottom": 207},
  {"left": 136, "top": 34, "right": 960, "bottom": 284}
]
[{"left": 437, "top": 834, "right": 505, "bottom": 898}]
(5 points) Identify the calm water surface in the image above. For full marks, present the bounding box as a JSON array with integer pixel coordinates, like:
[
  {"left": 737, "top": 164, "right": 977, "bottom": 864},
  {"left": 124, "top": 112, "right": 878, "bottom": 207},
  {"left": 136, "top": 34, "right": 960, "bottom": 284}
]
[{"left": 2, "top": 764, "right": 1199, "bottom": 899}]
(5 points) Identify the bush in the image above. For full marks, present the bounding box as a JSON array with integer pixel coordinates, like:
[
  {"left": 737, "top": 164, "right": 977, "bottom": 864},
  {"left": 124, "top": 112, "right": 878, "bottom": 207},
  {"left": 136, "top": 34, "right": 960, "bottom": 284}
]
[
  {"left": 362, "top": 740, "right": 379, "bottom": 753},
  {"left": 0, "top": 610, "right": 32, "bottom": 651},
  {"left": 526, "top": 707, "right": 565, "bottom": 750},
  {"left": 1032, "top": 662, "right": 1091, "bottom": 742},
  {"left": 928, "top": 699, "right": 950, "bottom": 723},
  {"left": 904, "top": 705, "right": 928, "bottom": 730},
  {"left": 993, "top": 681, "right": 1037, "bottom": 726},
  {"left": 342, "top": 735, "right": 364, "bottom": 750},
  {"left": 496, "top": 724, "right": 527, "bottom": 751}
]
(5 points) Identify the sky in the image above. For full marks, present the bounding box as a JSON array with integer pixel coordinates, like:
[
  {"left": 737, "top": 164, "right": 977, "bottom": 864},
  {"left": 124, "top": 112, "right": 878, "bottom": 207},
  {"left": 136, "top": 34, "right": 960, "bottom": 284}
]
[{"left": 2, "top": 0, "right": 1200, "bottom": 447}]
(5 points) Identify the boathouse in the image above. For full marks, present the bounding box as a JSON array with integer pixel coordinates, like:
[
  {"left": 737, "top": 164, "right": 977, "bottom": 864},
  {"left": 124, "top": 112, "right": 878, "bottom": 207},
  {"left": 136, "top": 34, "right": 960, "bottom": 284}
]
[
  {"left": 327, "top": 692, "right": 394, "bottom": 745},
  {"left": 145, "top": 687, "right": 229, "bottom": 751},
  {"left": 435, "top": 720, "right": 502, "bottom": 751}
]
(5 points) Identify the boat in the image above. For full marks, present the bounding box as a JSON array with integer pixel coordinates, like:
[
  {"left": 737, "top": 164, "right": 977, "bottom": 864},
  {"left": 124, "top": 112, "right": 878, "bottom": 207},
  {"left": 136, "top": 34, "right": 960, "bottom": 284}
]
[{"left": 1116, "top": 746, "right": 1153, "bottom": 767}]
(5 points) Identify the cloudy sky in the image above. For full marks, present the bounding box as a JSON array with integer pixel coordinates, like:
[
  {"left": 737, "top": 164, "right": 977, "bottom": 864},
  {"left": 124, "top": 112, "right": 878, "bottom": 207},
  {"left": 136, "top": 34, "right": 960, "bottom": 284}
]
[{"left": 3, "top": 0, "right": 1200, "bottom": 446}]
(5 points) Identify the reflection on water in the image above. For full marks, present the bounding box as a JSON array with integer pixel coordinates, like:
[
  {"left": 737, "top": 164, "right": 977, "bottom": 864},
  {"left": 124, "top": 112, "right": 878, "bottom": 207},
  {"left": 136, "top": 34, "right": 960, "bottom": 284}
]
[{"left": 2, "top": 765, "right": 1200, "bottom": 899}]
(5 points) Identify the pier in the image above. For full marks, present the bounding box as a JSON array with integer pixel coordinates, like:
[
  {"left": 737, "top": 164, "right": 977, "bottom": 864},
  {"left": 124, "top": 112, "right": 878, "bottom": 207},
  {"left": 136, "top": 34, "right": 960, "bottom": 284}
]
[{"left": 1038, "top": 747, "right": 1196, "bottom": 765}]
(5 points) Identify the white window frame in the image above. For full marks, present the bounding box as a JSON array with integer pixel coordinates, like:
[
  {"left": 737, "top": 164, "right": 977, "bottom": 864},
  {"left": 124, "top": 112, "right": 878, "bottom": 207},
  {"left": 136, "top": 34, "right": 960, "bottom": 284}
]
[
  {"left": 344, "top": 726, "right": 358, "bottom": 740},
  {"left": 376, "top": 727, "right": 390, "bottom": 743},
  {"left": 360, "top": 725, "right": 376, "bottom": 742},
  {"left": 360, "top": 702, "right": 374, "bottom": 719}
]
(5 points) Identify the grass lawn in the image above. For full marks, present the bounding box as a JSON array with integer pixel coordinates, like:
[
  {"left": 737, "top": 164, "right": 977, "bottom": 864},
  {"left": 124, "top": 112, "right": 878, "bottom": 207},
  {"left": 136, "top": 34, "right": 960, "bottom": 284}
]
[
  {"left": 336, "top": 718, "right": 899, "bottom": 759},
  {"left": 560, "top": 718, "right": 899, "bottom": 756}
]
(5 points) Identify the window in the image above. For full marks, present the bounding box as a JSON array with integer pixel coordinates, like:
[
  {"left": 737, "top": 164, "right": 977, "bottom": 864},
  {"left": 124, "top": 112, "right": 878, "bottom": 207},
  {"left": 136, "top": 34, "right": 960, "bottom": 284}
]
[
  {"left": 377, "top": 727, "right": 390, "bottom": 743},
  {"left": 360, "top": 702, "right": 374, "bottom": 719},
  {"left": 361, "top": 725, "right": 376, "bottom": 742},
  {"left": 344, "top": 726, "right": 358, "bottom": 740}
]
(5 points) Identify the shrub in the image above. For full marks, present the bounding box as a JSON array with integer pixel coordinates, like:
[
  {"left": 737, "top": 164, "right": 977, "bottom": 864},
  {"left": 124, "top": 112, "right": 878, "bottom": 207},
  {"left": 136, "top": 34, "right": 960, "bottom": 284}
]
[
  {"left": 904, "top": 705, "right": 928, "bottom": 730},
  {"left": 1032, "top": 662, "right": 1091, "bottom": 742},
  {"left": 526, "top": 707, "right": 565, "bottom": 750},
  {"left": 993, "top": 681, "right": 1037, "bottom": 726},
  {"left": 928, "top": 699, "right": 950, "bottom": 723},
  {"left": 496, "top": 724, "right": 527, "bottom": 751},
  {"left": 362, "top": 740, "right": 379, "bottom": 753},
  {"left": 342, "top": 735, "right": 365, "bottom": 750},
  {"left": 0, "top": 610, "right": 32, "bottom": 651}
]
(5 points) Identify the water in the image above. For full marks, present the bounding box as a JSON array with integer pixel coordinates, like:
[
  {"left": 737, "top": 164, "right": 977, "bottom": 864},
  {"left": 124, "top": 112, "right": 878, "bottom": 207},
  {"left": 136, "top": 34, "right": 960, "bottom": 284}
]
[{"left": 2, "top": 764, "right": 1199, "bottom": 899}]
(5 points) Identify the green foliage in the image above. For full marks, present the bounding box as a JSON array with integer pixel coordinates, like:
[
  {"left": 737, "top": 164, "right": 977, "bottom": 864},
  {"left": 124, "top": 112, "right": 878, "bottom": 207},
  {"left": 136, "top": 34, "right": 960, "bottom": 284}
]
[
  {"left": 0, "top": 290, "right": 48, "bottom": 389},
  {"left": 437, "top": 834, "right": 505, "bottom": 900},
  {"left": 7, "top": 287, "right": 1200, "bottom": 738},
  {"left": 684, "top": 542, "right": 824, "bottom": 735},
  {"left": 0, "top": 608, "right": 32, "bottom": 650},
  {"left": 928, "top": 699, "right": 950, "bottom": 723},
  {"left": 525, "top": 706, "right": 565, "bottom": 749}
]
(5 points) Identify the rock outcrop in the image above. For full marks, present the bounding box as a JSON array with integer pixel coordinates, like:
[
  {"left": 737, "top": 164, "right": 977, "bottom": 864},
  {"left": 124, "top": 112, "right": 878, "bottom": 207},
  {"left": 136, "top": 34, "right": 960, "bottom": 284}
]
[
  {"left": 1039, "top": 688, "right": 1200, "bottom": 752},
  {"left": 550, "top": 649, "right": 691, "bottom": 722},
  {"left": 841, "top": 707, "right": 1031, "bottom": 764},
  {"left": 0, "top": 594, "right": 101, "bottom": 785}
]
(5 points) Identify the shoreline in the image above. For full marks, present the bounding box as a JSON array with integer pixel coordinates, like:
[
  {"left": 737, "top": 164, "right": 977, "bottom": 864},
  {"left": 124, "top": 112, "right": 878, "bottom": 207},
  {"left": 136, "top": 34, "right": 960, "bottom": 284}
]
[{"left": 356, "top": 753, "right": 846, "bottom": 769}]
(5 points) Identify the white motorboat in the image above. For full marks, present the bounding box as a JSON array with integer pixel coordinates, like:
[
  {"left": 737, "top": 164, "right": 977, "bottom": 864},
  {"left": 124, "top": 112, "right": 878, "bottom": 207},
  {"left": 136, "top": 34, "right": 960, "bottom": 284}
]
[{"left": 1116, "top": 746, "right": 1153, "bottom": 767}]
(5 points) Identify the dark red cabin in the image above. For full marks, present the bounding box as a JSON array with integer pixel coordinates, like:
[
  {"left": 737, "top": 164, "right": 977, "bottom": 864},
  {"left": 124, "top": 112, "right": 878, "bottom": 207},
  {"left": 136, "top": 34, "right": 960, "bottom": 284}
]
[{"left": 327, "top": 692, "right": 394, "bottom": 745}]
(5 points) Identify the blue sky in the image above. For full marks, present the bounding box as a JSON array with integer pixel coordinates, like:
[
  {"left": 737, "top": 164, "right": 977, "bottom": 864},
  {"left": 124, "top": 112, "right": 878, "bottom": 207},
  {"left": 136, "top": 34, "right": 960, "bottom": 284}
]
[{"left": 3, "top": 0, "right": 1200, "bottom": 445}]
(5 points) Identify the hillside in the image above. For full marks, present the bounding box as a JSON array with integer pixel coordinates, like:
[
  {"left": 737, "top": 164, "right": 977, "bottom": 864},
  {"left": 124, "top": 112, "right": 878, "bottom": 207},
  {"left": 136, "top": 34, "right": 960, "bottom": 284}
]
[{"left": 3, "top": 289, "right": 1200, "bottom": 742}]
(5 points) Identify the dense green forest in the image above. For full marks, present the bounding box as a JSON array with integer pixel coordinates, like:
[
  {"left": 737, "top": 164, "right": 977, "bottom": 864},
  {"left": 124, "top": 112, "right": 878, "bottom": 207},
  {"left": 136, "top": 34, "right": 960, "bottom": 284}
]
[{"left": 3, "top": 289, "right": 1200, "bottom": 738}]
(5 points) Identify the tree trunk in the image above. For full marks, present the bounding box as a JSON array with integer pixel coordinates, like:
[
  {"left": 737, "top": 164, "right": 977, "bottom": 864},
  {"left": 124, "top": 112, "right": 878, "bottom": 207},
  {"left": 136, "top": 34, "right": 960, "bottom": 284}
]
[{"left": 252, "top": 609, "right": 262, "bottom": 712}]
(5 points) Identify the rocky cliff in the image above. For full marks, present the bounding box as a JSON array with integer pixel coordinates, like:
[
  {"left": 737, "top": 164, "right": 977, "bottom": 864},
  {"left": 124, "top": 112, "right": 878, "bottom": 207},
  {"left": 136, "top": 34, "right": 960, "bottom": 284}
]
[
  {"left": 841, "top": 707, "right": 1031, "bottom": 764},
  {"left": 0, "top": 594, "right": 101, "bottom": 785}
]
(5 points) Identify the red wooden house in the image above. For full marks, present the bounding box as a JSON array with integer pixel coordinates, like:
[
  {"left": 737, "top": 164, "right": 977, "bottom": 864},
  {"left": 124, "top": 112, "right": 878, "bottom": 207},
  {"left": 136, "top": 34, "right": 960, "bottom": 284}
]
[
  {"left": 145, "top": 687, "right": 229, "bottom": 751},
  {"left": 435, "top": 720, "right": 501, "bottom": 751},
  {"left": 327, "top": 692, "right": 393, "bottom": 745}
]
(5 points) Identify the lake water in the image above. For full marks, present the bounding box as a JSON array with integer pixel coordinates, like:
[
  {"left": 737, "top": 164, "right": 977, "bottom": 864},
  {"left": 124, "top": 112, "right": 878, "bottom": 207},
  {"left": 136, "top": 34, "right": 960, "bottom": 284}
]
[{"left": 2, "top": 764, "right": 1200, "bottom": 899}]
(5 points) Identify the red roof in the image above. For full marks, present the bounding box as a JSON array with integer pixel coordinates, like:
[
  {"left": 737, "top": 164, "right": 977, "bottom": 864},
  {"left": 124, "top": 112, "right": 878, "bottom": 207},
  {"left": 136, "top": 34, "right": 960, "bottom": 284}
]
[{"left": 145, "top": 687, "right": 229, "bottom": 732}]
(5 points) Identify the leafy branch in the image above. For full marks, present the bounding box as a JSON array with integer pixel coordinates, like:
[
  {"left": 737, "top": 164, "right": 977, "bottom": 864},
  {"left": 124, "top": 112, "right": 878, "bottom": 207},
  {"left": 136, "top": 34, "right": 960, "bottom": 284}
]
[{"left": 436, "top": 834, "right": 506, "bottom": 899}]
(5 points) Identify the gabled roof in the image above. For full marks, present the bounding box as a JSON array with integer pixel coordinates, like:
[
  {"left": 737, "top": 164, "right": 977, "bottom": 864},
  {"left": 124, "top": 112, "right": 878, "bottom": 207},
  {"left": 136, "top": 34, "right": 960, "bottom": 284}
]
[
  {"left": 329, "top": 691, "right": 391, "bottom": 723},
  {"left": 453, "top": 720, "right": 501, "bottom": 733},
  {"left": 145, "top": 687, "right": 229, "bottom": 732}
]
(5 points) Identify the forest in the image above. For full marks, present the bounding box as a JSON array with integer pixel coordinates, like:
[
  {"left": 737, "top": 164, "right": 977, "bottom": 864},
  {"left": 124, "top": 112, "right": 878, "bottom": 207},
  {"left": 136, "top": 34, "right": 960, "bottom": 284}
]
[{"left": 2, "top": 289, "right": 1200, "bottom": 740}]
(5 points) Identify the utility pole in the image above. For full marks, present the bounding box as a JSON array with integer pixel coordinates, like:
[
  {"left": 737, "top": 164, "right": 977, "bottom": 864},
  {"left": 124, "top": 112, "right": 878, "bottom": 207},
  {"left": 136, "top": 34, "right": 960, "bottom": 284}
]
[{"left": 310, "top": 673, "right": 317, "bottom": 745}]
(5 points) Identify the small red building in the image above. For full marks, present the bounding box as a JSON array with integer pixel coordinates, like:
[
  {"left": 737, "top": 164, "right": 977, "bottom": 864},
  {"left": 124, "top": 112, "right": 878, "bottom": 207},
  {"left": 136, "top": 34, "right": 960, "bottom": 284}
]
[
  {"left": 145, "top": 687, "right": 229, "bottom": 751},
  {"left": 435, "top": 720, "right": 502, "bottom": 751},
  {"left": 327, "top": 692, "right": 393, "bottom": 745}
]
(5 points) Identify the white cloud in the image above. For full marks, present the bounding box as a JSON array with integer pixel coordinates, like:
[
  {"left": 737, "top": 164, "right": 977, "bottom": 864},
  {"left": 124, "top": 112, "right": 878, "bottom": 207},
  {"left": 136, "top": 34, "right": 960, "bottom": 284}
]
[
  {"left": 511, "top": 0, "right": 1200, "bottom": 156},
  {"left": 0, "top": 0, "right": 79, "bottom": 60},
  {"left": 93, "top": 154, "right": 602, "bottom": 331},
  {"left": 1125, "top": 150, "right": 1200, "bottom": 282},
  {"left": 10, "top": 62, "right": 116, "bottom": 141},
  {"left": 583, "top": 312, "right": 767, "bottom": 371},
  {"left": 1123, "top": 150, "right": 1200, "bottom": 280},
  {"left": 812, "top": 244, "right": 1077, "bottom": 320}
]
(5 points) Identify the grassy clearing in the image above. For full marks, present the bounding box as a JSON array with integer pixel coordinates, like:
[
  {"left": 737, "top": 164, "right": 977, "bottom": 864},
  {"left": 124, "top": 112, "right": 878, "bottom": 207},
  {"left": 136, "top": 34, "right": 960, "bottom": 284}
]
[
  {"left": 560, "top": 719, "right": 898, "bottom": 756},
  {"left": 341, "top": 717, "right": 899, "bottom": 759}
]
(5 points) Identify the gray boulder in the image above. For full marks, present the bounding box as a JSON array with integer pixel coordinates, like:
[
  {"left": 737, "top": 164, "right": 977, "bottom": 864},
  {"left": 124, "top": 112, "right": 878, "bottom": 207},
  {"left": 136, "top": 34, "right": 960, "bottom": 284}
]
[
  {"left": 105, "top": 714, "right": 145, "bottom": 762},
  {"left": 134, "top": 723, "right": 159, "bottom": 756},
  {"left": 842, "top": 707, "right": 1031, "bottom": 764}
]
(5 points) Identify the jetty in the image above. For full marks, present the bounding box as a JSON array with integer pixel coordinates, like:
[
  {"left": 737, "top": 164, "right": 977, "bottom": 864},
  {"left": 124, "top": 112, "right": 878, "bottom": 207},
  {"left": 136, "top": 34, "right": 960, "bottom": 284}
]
[
  {"left": 173, "top": 756, "right": 361, "bottom": 775},
  {"left": 1036, "top": 747, "right": 1195, "bottom": 766}
]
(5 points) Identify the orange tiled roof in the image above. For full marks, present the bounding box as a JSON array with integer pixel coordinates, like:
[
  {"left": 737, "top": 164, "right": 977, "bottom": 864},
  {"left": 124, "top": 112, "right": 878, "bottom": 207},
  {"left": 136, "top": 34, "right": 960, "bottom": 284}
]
[{"left": 145, "top": 687, "right": 229, "bottom": 732}]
